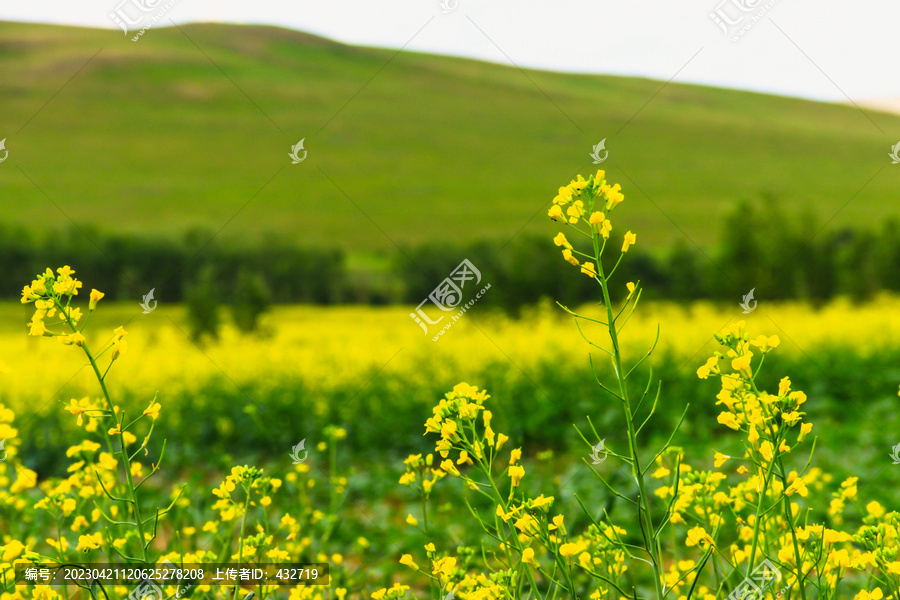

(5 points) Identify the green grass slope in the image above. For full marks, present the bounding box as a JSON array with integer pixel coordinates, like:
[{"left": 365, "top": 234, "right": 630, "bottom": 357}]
[{"left": 1, "top": 21, "right": 898, "bottom": 250}]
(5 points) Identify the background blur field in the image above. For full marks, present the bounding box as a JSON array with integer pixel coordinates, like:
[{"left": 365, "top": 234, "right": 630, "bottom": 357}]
[
  {"left": 1, "top": 21, "right": 899, "bottom": 253},
  {"left": 4, "top": 296, "right": 900, "bottom": 476},
  {"left": 4, "top": 292, "right": 900, "bottom": 597},
  {"left": 4, "top": 19, "right": 900, "bottom": 597}
]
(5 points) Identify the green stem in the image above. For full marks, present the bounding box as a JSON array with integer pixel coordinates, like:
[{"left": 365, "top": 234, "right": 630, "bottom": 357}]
[
  {"left": 590, "top": 233, "right": 665, "bottom": 599},
  {"left": 475, "top": 459, "right": 546, "bottom": 599},
  {"left": 81, "top": 340, "right": 151, "bottom": 564},
  {"left": 776, "top": 457, "right": 808, "bottom": 600},
  {"left": 53, "top": 295, "right": 152, "bottom": 564},
  {"left": 743, "top": 445, "right": 778, "bottom": 581},
  {"left": 233, "top": 488, "right": 252, "bottom": 600},
  {"left": 743, "top": 377, "right": 784, "bottom": 580}
]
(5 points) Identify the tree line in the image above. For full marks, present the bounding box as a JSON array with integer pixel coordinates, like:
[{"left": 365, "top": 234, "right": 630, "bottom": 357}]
[{"left": 2, "top": 200, "right": 898, "bottom": 329}]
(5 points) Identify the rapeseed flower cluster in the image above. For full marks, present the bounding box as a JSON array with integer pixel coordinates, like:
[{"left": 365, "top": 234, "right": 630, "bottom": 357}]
[
  {"left": 389, "top": 175, "right": 900, "bottom": 600},
  {"left": 5, "top": 269, "right": 362, "bottom": 600},
  {"left": 4, "top": 192, "right": 900, "bottom": 600},
  {"left": 548, "top": 170, "right": 634, "bottom": 280}
]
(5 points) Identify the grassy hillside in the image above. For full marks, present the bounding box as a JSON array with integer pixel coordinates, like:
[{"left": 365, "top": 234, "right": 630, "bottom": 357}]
[{"left": 1, "top": 21, "right": 898, "bottom": 251}]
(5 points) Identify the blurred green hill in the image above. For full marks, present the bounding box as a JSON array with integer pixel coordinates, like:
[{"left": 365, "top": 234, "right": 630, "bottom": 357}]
[{"left": 1, "top": 20, "right": 898, "bottom": 251}]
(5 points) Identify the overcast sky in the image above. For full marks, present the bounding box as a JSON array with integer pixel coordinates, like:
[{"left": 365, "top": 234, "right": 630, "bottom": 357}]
[{"left": 3, "top": 0, "right": 897, "bottom": 103}]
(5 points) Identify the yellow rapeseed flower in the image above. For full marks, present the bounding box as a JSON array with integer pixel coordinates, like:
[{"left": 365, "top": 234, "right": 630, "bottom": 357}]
[
  {"left": 600, "top": 219, "right": 612, "bottom": 239},
  {"left": 685, "top": 525, "right": 713, "bottom": 548},
  {"left": 143, "top": 402, "right": 162, "bottom": 420},
  {"left": 89, "top": 289, "right": 105, "bottom": 310},
  {"left": 509, "top": 465, "right": 525, "bottom": 487},
  {"left": 553, "top": 233, "right": 573, "bottom": 250},
  {"left": 716, "top": 412, "right": 740, "bottom": 430},
  {"left": 60, "top": 332, "right": 86, "bottom": 347},
  {"left": 621, "top": 231, "right": 636, "bottom": 253},
  {"left": 562, "top": 249, "right": 580, "bottom": 266},
  {"left": 431, "top": 556, "right": 456, "bottom": 578},
  {"left": 76, "top": 532, "right": 103, "bottom": 552},
  {"left": 731, "top": 352, "right": 753, "bottom": 376},
  {"left": 522, "top": 547, "right": 538, "bottom": 566}
]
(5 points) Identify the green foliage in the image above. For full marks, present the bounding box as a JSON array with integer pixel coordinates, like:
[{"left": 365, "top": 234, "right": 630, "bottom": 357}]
[
  {"left": 231, "top": 268, "right": 271, "bottom": 333},
  {"left": 185, "top": 264, "right": 222, "bottom": 342},
  {"left": 3, "top": 206, "right": 900, "bottom": 309}
]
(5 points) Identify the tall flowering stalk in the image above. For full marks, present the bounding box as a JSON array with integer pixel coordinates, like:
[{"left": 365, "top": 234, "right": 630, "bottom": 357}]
[
  {"left": 390, "top": 173, "right": 900, "bottom": 600},
  {"left": 21, "top": 267, "right": 176, "bottom": 566},
  {"left": 549, "top": 171, "right": 683, "bottom": 598}
]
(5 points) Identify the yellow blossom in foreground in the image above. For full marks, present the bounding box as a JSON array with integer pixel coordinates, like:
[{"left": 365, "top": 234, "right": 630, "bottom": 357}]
[
  {"left": 759, "top": 440, "right": 775, "bottom": 462},
  {"left": 717, "top": 412, "right": 740, "bottom": 430},
  {"left": 76, "top": 532, "right": 103, "bottom": 552},
  {"left": 553, "top": 232, "right": 573, "bottom": 250},
  {"left": 431, "top": 556, "right": 456, "bottom": 578},
  {"left": 799, "top": 422, "right": 813, "bottom": 441},
  {"left": 143, "top": 402, "right": 162, "bottom": 420},
  {"left": 89, "top": 289, "right": 105, "bottom": 310},
  {"left": 621, "top": 230, "right": 636, "bottom": 253},
  {"left": 731, "top": 352, "right": 753, "bottom": 375},
  {"left": 685, "top": 525, "right": 713, "bottom": 548},
  {"left": 399, "top": 554, "right": 418, "bottom": 570},
  {"left": 60, "top": 332, "right": 86, "bottom": 346},
  {"left": 509, "top": 465, "right": 525, "bottom": 487},
  {"left": 65, "top": 398, "right": 91, "bottom": 426},
  {"left": 562, "top": 249, "right": 580, "bottom": 266},
  {"left": 600, "top": 219, "right": 612, "bottom": 238},
  {"left": 522, "top": 547, "right": 538, "bottom": 566}
]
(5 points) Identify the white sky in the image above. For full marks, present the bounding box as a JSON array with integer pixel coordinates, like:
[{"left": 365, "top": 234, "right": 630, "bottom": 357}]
[{"left": 3, "top": 0, "right": 898, "bottom": 102}]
